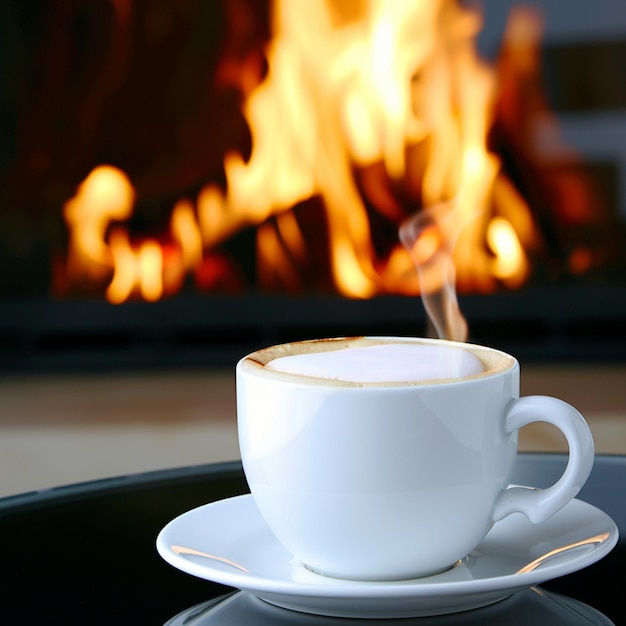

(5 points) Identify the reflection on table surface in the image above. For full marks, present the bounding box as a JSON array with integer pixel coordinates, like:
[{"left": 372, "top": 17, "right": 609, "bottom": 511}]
[{"left": 165, "top": 588, "right": 613, "bottom": 625}]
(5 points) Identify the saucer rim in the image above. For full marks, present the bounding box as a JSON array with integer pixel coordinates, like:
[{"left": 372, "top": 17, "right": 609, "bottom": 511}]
[{"left": 156, "top": 492, "right": 618, "bottom": 601}]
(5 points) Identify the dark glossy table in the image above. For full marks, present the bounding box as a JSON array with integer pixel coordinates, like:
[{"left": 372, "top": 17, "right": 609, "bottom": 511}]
[{"left": 0, "top": 454, "right": 623, "bottom": 624}]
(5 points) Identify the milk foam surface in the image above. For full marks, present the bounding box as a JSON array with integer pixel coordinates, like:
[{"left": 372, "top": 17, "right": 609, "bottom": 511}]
[{"left": 265, "top": 343, "right": 485, "bottom": 383}]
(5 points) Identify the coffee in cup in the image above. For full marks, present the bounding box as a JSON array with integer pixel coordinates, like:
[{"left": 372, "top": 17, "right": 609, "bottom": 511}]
[
  {"left": 264, "top": 340, "right": 486, "bottom": 383},
  {"left": 236, "top": 336, "right": 594, "bottom": 581}
]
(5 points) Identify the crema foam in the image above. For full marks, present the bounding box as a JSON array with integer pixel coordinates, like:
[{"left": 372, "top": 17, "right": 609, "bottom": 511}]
[{"left": 265, "top": 342, "right": 485, "bottom": 383}]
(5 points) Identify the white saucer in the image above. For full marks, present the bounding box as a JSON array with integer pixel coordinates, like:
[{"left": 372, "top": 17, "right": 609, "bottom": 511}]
[{"left": 156, "top": 494, "right": 618, "bottom": 619}]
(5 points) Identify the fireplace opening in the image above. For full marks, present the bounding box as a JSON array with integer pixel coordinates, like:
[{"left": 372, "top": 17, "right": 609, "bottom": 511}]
[{"left": 1, "top": 0, "right": 625, "bottom": 372}]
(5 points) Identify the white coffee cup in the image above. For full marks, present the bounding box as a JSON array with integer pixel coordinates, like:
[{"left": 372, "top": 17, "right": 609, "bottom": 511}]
[{"left": 236, "top": 336, "right": 594, "bottom": 581}]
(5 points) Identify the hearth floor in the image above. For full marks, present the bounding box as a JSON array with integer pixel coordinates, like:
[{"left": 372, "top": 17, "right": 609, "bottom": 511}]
[{"left": 0, "top": 364, "right": 624, "bottom": 498}]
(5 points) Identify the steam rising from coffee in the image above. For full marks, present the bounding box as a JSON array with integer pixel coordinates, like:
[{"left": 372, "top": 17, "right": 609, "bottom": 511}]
[{"left": 400, "top": 200, "right": 476, "bottom": 343}]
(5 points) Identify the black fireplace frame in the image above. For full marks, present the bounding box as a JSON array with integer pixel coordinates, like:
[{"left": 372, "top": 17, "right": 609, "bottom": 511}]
[{"left": 1, "top": 283, "right": 625, "bottom": 374}]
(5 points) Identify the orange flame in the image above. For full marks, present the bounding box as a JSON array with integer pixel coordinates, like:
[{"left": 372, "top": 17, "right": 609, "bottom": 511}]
[
  {"left": 62, "top": 1, "right": 540, "bottom": 307},
  {"left": 63, "top": 165, "right": 134, "bottom": 285},
  {"left": 106, "top": 230, "right": 164, "bottom": 304},
  {"left": 228, "top": 0, "right": 537, "bottom": 303}
]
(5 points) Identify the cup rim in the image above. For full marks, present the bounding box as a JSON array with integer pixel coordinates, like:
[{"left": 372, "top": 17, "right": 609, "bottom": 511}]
[{"left": 237, "top": 336, "right": 517, "bottom": 388}]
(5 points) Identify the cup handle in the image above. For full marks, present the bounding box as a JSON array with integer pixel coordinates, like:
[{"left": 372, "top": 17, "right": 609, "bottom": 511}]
[{"left": 492, "top": 396, "right": 595, "bottom": 524}]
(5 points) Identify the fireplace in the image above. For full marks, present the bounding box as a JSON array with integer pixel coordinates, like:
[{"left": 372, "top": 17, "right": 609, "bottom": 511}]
[{"left": 1, "top": 0, "right": 625, "bottom": 372}]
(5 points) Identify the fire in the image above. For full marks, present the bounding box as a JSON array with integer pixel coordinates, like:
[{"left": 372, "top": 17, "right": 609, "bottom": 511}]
[
  {"left": 61, "top": 1, "right": 539, "bottom": 307},
  {"left": 63, "top": 165, "right": 134, "bottom": 286},
  {"left": 487, "top": 217, "right": 529, "bottom": 286},
  {"left": 171, "top": 199, "right": 203, "bottom": 272},
  {"left": 106, "top": 230, "right": 164, "bottom": 304}
]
